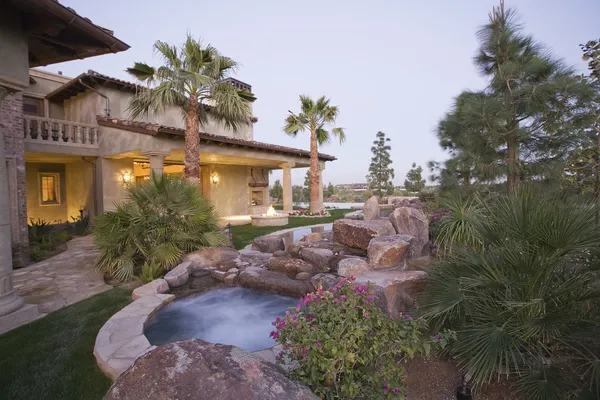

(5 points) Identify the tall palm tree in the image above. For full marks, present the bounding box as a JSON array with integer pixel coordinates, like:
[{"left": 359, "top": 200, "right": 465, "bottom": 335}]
[
  {"left": 126, "top": 35, "right": 255, "bottom": 185},
  {"left": 284, "top": 96, "right": 345, "bottom": 213}
]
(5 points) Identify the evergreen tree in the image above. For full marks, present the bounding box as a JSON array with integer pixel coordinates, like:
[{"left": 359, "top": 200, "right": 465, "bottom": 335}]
[
  {"left": 325, "top": 182, "right": 335, "bottom": 198},
  {"left": 404, "top": 162, "right": 426, "bottom": 192},
  {"left": 303, "top": 170, "right": 311, "bottom": 202},
  {"left": 436, "top": 1, "right": 593, "bottom": 191},
  {"left": 292, "top": 185, "right": 306, "bottom": 203},
  {"left": 269, "top": 180, "right": 283, "bottom": 202},
  {"left": 366, "top": 131, "right": 395, "bottom": 197}
]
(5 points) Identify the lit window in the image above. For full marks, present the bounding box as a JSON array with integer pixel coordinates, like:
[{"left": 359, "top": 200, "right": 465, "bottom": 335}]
[{"left": 39, "top": 173, "right": 60, "bottom": 205}]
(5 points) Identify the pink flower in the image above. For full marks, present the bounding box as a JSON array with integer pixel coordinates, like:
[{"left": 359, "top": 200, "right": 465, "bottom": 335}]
[
  {"left": 315, "top": 339, "right": 322, "bottom": 349},
  {"left": 363, "top": 311, "right": 370, "bottom": 318},
  {"left": 393, "top": 387, "right": 399, "bottom": 394},
  {"left": 366, "top": 295, "right": 373, "bottom": 302},
  {"left": 383, "top": 384, "right": 389, "bottom": 393}
]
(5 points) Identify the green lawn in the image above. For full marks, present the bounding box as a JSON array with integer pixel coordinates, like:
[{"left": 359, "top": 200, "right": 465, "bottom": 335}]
[
  {"left": 0, "top": 288, "right": 131, "bottom": 400},
  {"left": 230, "top": 208, "right": 350, "bottom": 249}
]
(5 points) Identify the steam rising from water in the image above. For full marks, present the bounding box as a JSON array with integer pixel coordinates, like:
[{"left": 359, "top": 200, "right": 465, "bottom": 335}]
[{"left": 145, "top": 287, "right": 299, "bottom": 352}]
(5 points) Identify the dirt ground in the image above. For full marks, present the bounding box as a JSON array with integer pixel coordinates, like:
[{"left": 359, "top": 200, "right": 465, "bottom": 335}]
[{"left": 404, "top": 355, "right": 519, "bottom": 400}]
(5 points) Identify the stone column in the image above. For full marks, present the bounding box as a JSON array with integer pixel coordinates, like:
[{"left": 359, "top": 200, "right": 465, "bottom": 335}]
[
  {"left": 280, "top": 162, "right": 295, "bottom": 213},
  {"left": 143, "top": 151, "right": 169, "bottom": 176},
  {"left": 0, "top": 129, "right": 41, "bottom": 333},
  {"left": 316, "top": 162, "right": 325, "bottom": 211}
]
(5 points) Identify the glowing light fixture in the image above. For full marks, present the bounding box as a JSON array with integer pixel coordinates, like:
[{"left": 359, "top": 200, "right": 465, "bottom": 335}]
[
  {"left": 211, "top": 173, "right": 220, "bottom": 184},
  {"left": 121, "top": 171, "right": 132, "bottom": 184}
]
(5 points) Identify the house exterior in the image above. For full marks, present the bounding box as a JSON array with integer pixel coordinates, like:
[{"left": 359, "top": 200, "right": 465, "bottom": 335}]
[
  {"left": 20, "top": 69, "right": 335, "bottom": 233},
  {"left": 0, "top": 0, "right": 129, "bottom": 332}
]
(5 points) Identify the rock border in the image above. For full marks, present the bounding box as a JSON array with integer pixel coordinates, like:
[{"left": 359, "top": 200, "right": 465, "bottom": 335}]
[{"left": 94, "top": 293, "right": 175, "bottom": 380}]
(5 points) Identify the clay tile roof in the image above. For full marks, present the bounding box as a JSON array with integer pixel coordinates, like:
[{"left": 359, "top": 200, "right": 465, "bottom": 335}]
[
  {"left": 46, "top": 70, "right": 141, "bottom": 101},
  {"left": 96, "top": 116, "right": 337, "bottom": 162}
]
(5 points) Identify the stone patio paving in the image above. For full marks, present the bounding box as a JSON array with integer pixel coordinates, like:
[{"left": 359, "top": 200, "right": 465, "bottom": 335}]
[{"left": 13, "top": 235, "right": 111, "bottom": 314}]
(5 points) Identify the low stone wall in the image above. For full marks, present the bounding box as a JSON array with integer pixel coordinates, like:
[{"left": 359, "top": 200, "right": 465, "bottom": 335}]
[{"left": 93, "top": 294, "right": 174, "bottom": 380}]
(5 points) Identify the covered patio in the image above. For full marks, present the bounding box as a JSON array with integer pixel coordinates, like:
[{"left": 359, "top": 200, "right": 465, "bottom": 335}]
[{"left": 95, "top": 116, "right": 335, "bottom": 220}]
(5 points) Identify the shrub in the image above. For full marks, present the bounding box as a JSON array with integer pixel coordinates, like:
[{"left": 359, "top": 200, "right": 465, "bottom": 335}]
[
  {"left": 93, "top": 174, "right": 225, "bottom": 282},
  {"left": 419, "top": 189, "right": 600, "bottom": 399},
  {"left": 70, "top": 215, "right": 90, "bottom": 236},
  {"left": 272, "top": 277, "right": 453, "bottom": 399},
  {"left": 432, "top": 193, "right": 483, "bottom": 257}
]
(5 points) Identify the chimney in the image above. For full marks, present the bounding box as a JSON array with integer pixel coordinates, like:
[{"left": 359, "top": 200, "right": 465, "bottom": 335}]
[{"left": 58, "top": 71, "right": 63, "bottom": 75}]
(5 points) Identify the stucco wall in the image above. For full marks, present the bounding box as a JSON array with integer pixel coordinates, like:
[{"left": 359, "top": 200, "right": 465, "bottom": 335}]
[
  {"left": 65, "top": 160, "right": 95, "bottom": 219},
  {"left": 26, "top": 163, "right": 67, "bottom": 223},
  {"left": 63, "top": 86, "right": 254, "bottom": 140},
  {"left": 208, "top": 164, "right": 250, "bottom": 217},
  {"left": 0, "top": 5, "right": 28, "bottom": 90},
  {"left": 98, "top": 158, "right": 134, "bottom": 212}
]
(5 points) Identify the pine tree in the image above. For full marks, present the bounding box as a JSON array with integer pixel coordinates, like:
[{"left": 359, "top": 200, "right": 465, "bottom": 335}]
[
  {"left": 303, "top": 170, "right": 311, "bottom": 202},
  {"left": 366, "top": 131, "right": 395, "bottom": 197},
  {"left": 436, "top": 1, "right": 593, "bottom": 191},
  {"left": 269, "top": 180, "right": 283, "bottom": 202},
  {"left": 404, "top": 162, "right": 426, "bottom": 193},
  {"left": 325, "top": 182, "right": 335, "bottom": 198}
]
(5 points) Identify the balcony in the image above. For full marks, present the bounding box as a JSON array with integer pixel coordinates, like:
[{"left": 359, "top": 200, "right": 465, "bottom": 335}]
[{"left": 23, "top": 116, "right": 99, "bottom": 155}]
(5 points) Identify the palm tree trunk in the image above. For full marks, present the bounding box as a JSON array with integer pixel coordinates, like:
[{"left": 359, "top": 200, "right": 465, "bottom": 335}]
[
  {"left": 309, "top": 127, "right": 320, "bottom": 213},
  {"left": 184, "top": 98, "right": 200, "bottom": 187}
]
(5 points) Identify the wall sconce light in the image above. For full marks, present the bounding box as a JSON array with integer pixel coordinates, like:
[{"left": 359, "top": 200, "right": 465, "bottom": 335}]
[
  {"left": 211, "top": 173, "right": 220, "bottom": 185},
  {"left": 121, "top": 171, "right": 133, "bottom": 184}
]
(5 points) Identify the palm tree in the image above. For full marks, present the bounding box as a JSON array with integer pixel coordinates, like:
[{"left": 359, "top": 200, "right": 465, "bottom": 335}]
[
  {"left": 126, "top": 35, "right": 255, "bottom": 185},
  {"left": 284, "top": 96, "right": 345, "bottom": 213}
]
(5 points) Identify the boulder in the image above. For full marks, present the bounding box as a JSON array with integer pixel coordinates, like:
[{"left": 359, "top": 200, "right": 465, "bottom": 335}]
[
  {"left": 287, "top": 244, "right": 302, "bottom": 258},
  {"left": 164, "top": 261, "right": 192, "bottom": 288},
  {"left": 309, "top": 273, "right": 338, "bottom": 291},
  {"left": 388, "top": 207, "right": 429, "bottom": 257},
  {"left": 252, "top": 235, "right": 285, "bottom": 253},
  {"left": 238, "top": 249, "right": 272, "bottom": 268},
  {"left": 367, "top": 235, "right": 414, "bottom": 269},
  {"left": 363, "top": 196, "right": 380, "bottom": 221},
  {"left": 267, "top": 257, "right": 314, "bottom": 278},
  {"left": 355, "top": 270, "right": 428, "bottom": 314},
  {"left": 131, "top": 279, "right": 169, "bottom": 300},
  {"left": 300, "top": 248, "right": 333, "bottom": 272},
  {"left": 328, "top": 254, "right": 365, "bottom": 272},
  {"left": 333, "top": 219, "right": 395, "bottom": 250},
  {"left": 272, "top": 250, "right": 290, "bottom": 258},
  {"left": 211, "top": 270, "right": 228, "bottom": 282},
  {"left": 295, "top": 272, "right": 313, "bottom": 281},
  {"left": 104, "top": 339, "right": 318, "bottom": 400},
  {"left": 227, "top": 267, "right": 239, "bottom": 275},
  {"left": 224, "top": 274, "right": 238, "bottom": 287},
  {"left": 344, "top": 211, "right": 364, "bottom": 220},
  {"left": 305, "top": 232, "right": 322, "bottom": 242},
  {"left": 337, "top": 258, "right": 370, "bottom": 277},
  {"left": 238, "top": 267, "right": 311, "bottom": 297},
  {"left": 185, "top": 247, "right": 240, "bottom": 272}
]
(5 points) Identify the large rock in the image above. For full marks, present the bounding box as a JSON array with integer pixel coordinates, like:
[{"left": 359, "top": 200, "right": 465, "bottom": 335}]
[
  {"left": 267, "top": 257, "right": 314, "bottom": 278},
  {"left": 239, "top": 267, "right": 311, "bottom": 297},
  {"left": 238, "top": 249, "right": 272, "bottom": 268},
  {"left": 328, "top": 254, "right": 365, "bottom": 272},
  {"left": 363, "top": 196, "right": 380, "bottom": 221},
  {"left": 344, "top": 211, "right": 363, "bottom": 220},
  {"left": 104, "top": 339, "right": 318, "bottom": 400},
  {"left": 184, "top": 247, "right": 240, "bottom": 272},
  {"left": 131, "top": 279, "right": 169, "bottom": 300},
  {"left": 309, "top": 273, "right": 338, "bottom": 291},
  {"left": 300, "top": 248, "right": 333, "bottom": 272},
  {"left": 337, "top": 258, "right": 370, "bottom": 277},
  {"left": 252, "top": 235, "right": 285, "bottom": 253},
  {"left": 388, "top": 207, "right": 429, "bottom": 257},
  {"left": 367, "top": 235, "right": 414, "bottom": 269},
  {"left": 333, "top": 219, "right": 395, "bottom": 250},
  {"left": 355, "top": 270, "right": 428, "bottom": 314},
  {"left": 164, "top": 261, "right": 192, "bottom": 288}
]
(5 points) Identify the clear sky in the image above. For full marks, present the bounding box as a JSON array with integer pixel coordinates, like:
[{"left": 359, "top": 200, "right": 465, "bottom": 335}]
[{"left": 42, "top": 0, "right": 599, "bottom": 186}]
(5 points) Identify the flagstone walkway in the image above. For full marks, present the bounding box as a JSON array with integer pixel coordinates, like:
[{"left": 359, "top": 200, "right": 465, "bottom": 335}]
[{"left": 12, "top": 235, "right": 111, "bottom": 314}]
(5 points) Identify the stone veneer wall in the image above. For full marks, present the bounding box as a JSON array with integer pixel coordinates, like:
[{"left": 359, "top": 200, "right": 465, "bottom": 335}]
[{"left": 0, "top": 92, "right": 28, "bottom": 265}]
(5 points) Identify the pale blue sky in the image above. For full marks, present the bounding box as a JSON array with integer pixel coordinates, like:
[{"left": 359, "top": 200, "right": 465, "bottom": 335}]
[{"left": 42, "top": 0, "right": 599, "bottom": 186}]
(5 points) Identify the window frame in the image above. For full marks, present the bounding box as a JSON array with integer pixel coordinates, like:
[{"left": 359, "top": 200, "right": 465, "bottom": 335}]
[
  {"left": 23, "top": 95, "right": 45, "bottom": 117},
  {"left": 38, "top": 172, "right": 61, "bottom": 206}
]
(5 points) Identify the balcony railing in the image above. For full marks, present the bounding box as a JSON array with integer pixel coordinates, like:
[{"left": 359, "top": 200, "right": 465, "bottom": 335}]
[{"left": 23, "top": 116, "right": 99, "bottom": 148}]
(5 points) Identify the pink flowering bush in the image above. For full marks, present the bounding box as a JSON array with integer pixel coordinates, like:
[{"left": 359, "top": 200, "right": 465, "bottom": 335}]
[{"left": 271, "top": 277, "right": 454, "bottom": 399}]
